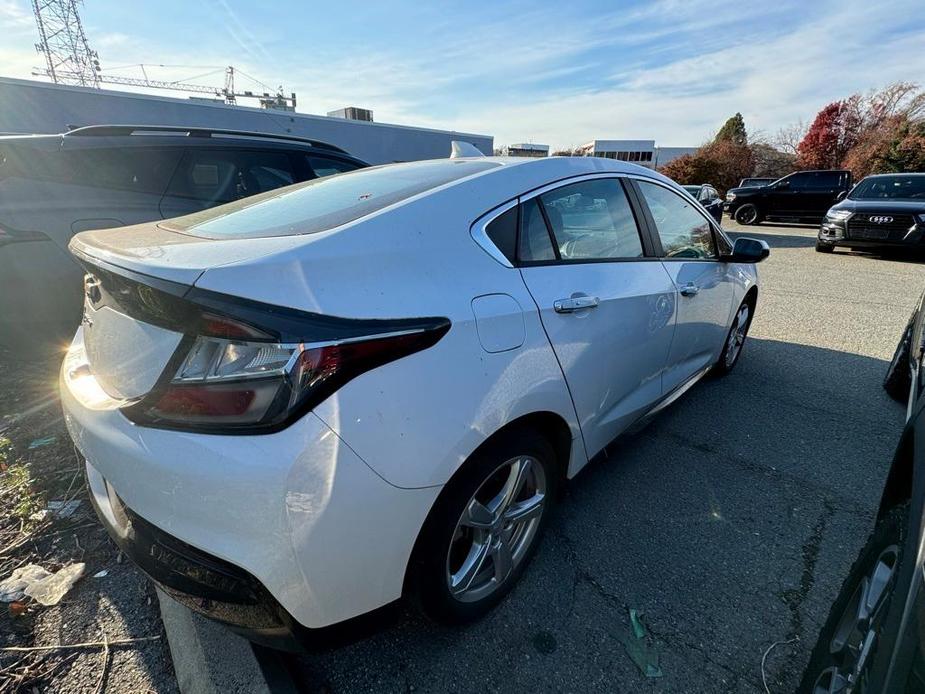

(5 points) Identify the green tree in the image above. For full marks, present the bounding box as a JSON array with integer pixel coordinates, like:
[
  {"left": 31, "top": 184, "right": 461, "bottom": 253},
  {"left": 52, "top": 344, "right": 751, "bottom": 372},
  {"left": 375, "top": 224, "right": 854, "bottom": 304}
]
[{"left": 715, "top": 113, "right": 748, "bottom": 146}]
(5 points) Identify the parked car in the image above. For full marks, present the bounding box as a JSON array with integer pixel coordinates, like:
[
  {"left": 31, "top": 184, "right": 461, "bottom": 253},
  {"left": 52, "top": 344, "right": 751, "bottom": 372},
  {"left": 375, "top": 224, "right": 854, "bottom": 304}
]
[
  {"left": 800, "top": 298, "right": 925, "bottom": 691},
  {"left": 725, "top": 170, "right": 852, "bottom": 225},
  {"left": 816, "top": 173, "right": 925, "bottom": 254},
  {"left": 738, "top": 177, "right": 775, "bottom": 188},
  {"left": 61, "top": 155, "right": 768, "bottom": 647},
  {"left": 0, "top": 125, "right": 367, "bottom": 354},
  {"left": 682, "top": 184, "right": 724, "bottom": 223}
]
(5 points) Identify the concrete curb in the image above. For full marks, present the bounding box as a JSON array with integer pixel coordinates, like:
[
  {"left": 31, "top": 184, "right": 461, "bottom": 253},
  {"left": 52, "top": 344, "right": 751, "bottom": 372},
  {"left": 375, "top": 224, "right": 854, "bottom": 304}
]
[{"left": 156, "top": 588, "right": 274, "bottom": 694}]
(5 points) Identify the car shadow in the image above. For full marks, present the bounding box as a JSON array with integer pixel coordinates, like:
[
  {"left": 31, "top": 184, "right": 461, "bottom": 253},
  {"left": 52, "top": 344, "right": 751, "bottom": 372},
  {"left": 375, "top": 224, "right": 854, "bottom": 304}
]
[{"left": 287, "top": 337, "right": 903, "bottom": 693}]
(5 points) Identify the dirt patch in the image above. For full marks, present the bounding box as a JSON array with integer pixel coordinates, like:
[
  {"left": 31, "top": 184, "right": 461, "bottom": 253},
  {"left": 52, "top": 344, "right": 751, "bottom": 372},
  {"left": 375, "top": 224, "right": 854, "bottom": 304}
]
[{"left": 0, "top": 347, "right": 177, "bottom": 693}]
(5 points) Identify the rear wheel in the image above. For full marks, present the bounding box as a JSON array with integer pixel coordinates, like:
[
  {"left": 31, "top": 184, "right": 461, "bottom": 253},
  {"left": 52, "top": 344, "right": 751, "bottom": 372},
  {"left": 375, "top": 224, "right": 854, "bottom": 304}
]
[
  {"left": 713, "top": 300, "right": 753, "bottom": 376},
  {"left": 883, "top": 322, "right": 913, "bottom": 402},
  {"left": 798, "top": 505, "right": 907, "bottom": 693},
  {"left": 413, "top": 430, "right": 558, "bottom": 624},
  {"left": 734, "top": 204, "right": 761, "bottom": 225}
]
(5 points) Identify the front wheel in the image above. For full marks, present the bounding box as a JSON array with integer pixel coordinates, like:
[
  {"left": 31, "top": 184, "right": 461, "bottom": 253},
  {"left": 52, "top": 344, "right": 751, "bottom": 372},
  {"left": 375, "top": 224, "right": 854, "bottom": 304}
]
[
  {"left": 815, "top": 242, "right": 834, "bottom": 253},
  {"left": 714, "top": 300, "right": 753, "bottom": 376},
  {"left": 734, "top": 204, "right": 761, "bottom": 225},
  {"left": 798, "top": 505, "right": 907, "bottom": 693},
  {"left": 413, "top": 429, "right": 558, "bottom": 624}
]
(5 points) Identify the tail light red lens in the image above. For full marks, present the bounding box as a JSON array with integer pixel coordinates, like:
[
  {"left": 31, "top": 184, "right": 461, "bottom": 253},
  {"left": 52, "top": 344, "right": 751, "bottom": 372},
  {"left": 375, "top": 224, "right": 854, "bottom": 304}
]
[{"left": 124, "top": 324, "right": 449, "bottom": 433}]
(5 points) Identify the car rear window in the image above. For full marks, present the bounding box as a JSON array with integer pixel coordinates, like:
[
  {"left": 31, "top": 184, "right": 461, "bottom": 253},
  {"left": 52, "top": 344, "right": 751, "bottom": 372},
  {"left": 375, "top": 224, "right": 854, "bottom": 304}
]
[{"left": 161, "top": 159, "right": 500, "bottom": 239}]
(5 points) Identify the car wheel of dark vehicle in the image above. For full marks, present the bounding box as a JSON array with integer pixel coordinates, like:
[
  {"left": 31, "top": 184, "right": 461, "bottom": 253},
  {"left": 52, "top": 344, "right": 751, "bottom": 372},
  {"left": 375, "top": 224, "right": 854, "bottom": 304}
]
[
  {"left": 883, "top": 322, "right": 913, "bottom": 402},
  {"left": 734, "top": 204, "right": 761, "bottom": 225},
  {"left": 815, "top": 242, "right": 834, "bottom": 253},
  {"left": 713, "top": 300, "right": 753, "bottom": 376},
  {"left": 413, "top": 430, "right": 557, "bottom": 624},
  {"left": 798, "top": 504, "right": 907, "bottom": 694}
]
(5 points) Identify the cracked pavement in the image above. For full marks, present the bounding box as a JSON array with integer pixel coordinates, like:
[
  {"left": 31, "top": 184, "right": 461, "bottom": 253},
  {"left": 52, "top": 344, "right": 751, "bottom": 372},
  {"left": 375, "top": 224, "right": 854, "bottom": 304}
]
[{"left": 286, "top": 221, "right": 924, "bottom": 693}]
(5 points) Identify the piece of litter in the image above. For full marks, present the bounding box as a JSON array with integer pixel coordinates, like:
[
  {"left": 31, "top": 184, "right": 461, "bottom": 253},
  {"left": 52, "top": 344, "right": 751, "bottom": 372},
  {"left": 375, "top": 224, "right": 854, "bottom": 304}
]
[
  {"left": 629, "top": 608, "right": 646, "bottom": 640},
  {"left": 26, "top": 563, "right": 85, "bottom": 606},
  {"left": 28, "top": 436, "right": 56, "bottom": 449},
  {"left": 0, "top": 562, "right": 85, "bottom": 606},
  {"left": 9, "top": 600, "right": 27, "bottom": 617},
  {"left": 621, "top": 635, "right": 664, "bottom": 678},
  {"left": 29, "top": 509, "right": 50, "bottom": 522},
  {"left": 47, "top": 500, "right": 81, "bottom": 518},
  {"left": 0, "top": 565, "right": 51, "bottom": 602},
  {"left": 93, "top": 570, "right": 108, "bottom": 579},
  {"left": 621, "top": 608, "right": 663, "bottom": 678}
]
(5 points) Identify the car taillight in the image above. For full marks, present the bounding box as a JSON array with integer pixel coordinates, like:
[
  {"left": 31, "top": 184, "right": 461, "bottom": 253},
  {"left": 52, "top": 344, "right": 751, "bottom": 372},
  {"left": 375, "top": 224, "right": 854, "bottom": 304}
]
[{"left": 123, "top": 323, "right": 449, "bottom": 433}]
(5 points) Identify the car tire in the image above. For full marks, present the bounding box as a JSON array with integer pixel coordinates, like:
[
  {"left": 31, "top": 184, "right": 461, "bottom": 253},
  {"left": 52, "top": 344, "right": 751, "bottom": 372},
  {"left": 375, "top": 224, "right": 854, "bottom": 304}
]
[
  {"left": 815, "top": 242, "right": 834, "bottom": 253},
  {"left": 713, "top": 299, "right": 754, "bottom": 376},
  {"left": 797, "top": 504, "right": 908, "bottom": 693},
  {"left": 883, "top": 321, "right": 913, "bottom": 402},
  {"left": 412, "top": 429, "right": 558, "bottom": 624},
  {"left": 734, "top": 204, "right": 761, "bottom": 225}
]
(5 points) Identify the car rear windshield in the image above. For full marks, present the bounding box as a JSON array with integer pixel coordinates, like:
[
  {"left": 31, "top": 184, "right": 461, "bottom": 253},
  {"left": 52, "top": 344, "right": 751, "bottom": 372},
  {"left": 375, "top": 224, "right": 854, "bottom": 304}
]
[
  {"left": 161, "top": 159, "right": 501, "bottom": 239},
  {"left": 849, "top": 176, "right": 925, "bottom": 200}
]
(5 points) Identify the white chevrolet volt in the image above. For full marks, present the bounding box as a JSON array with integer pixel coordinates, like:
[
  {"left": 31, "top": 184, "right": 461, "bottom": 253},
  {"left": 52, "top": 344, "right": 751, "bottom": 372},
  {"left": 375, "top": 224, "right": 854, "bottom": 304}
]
[{"left": 61, "top": 154, "right": 768, "bottom": 646}]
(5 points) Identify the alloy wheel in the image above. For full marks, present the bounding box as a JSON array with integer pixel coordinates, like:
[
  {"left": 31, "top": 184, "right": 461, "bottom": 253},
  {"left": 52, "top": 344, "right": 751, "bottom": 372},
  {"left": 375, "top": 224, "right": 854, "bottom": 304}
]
[
  {"left": 725, "top": 304, "right": 750, "bottom": 368},
  {"left": 809, "top": 545, "right": 900, "bottom": 694},
  {"left": 736, "top": 206, "right": 758, "bottom": 225},
  {"left": 446, "top": 456, "right": 547, "bottom": 603}
]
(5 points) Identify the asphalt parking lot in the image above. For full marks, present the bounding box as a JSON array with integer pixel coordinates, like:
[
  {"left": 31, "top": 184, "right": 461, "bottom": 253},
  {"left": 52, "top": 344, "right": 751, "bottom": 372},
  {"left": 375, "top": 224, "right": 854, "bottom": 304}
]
[{"left": 284, "top": 221, "right": 925, "bottom": 693}]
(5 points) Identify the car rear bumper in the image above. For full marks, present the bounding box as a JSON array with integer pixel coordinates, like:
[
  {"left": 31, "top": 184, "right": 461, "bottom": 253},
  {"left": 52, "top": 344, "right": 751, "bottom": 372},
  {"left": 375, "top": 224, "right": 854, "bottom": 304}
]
[{"left": 61, "top": 334, "right": 441, "bottom": 633}]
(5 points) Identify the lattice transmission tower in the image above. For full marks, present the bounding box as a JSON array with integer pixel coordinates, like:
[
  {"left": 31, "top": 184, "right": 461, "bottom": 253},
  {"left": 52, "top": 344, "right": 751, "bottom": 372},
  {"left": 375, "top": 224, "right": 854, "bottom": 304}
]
[{"left": 32, "top": 0, "right": 101, "bottom": 87}]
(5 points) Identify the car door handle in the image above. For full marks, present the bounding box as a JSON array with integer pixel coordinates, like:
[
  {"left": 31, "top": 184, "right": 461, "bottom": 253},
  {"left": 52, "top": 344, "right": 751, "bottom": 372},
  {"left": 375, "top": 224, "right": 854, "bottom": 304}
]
[
  {"left": 680, "top": 283, "right": 700, "bottom": 297},
  {"left": 554, "top": 296, "right": 600, "bottom": 313}
]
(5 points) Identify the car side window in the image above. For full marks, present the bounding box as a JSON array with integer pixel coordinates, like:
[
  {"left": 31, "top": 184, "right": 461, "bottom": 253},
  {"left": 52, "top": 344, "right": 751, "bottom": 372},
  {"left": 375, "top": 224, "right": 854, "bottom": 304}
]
[
  {"left": 518, "top": 198, "right": 557, "bottom": 262},
  {"left": 808, "top": 172, "right": 840, "bottom": 189},
  {"left": 306, "top": 156, "right": 361, "bottom": 178},
  {"left": 485, "top": 205, "right": 518, "bottom": 264},
  {"left": 537, "top": 178, "right": 644, "bottom": 260},
  {"left": 637, "top": 180, "right": 717, "bottom": 260},
  {"left": 785, "top": 173, "right": 810, "bottom": 191},
  {"left": 166, "top": 150, "right": 295, "bottom": 205}
]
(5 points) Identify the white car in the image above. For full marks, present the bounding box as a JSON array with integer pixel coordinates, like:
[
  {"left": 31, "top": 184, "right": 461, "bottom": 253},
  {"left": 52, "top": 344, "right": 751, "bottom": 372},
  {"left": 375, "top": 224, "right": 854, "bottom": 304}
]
[{"left": 61, "top": 154, "right": 767, "bottom": 646}]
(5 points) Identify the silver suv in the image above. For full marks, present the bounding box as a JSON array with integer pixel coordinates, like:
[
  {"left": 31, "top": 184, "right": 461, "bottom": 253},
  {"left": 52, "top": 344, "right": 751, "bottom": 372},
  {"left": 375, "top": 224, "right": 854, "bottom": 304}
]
[{"left": 0, "top": 125, "right": 366, "bottom": 353}]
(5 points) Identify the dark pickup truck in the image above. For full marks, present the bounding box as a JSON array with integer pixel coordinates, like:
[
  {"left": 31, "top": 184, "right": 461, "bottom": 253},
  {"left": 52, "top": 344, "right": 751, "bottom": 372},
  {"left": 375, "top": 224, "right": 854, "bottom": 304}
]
[{"left": 724, "top": 169, "right": 852, "bottom": 225}]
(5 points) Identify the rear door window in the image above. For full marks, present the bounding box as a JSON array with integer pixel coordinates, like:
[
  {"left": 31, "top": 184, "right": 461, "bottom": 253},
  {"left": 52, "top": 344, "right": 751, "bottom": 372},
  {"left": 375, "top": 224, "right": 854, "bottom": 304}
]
[
  {"left": 165, "top": 150, "right": 296, "bottom": 208},
  {"left": 306, "top": 156, "right": 362, "bottom": 178},
  {"left": 538, "top": 179, "right": 644, "bottom": 261}
]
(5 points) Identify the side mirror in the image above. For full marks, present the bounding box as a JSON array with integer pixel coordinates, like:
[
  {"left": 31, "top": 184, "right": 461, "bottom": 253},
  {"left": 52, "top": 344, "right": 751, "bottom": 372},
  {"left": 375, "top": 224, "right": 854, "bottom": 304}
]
[
  {"left": 726, "top": 237, "right": 770, "bottom": 263},
  {"left": 836, "top": 190, "right": 847, "bottom": 201}
]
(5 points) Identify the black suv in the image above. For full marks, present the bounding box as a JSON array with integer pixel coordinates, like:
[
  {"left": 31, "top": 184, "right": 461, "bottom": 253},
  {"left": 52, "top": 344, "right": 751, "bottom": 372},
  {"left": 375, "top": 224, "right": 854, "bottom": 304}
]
[
  {"left": 816, "top": 173, "right": 925, "bottom": 254},
  {"left": 0, "top": 125, "right": 367, "bottom": 353},
  {"left": 725, "top": 169, "right": 852, "bottom": 225}
]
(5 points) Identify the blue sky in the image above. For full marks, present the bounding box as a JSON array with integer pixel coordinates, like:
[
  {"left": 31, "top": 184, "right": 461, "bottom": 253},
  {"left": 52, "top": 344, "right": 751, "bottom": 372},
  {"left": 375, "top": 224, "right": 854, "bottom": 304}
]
[{"left": 2, "top": 0, "right": 924, "bottom": 149}]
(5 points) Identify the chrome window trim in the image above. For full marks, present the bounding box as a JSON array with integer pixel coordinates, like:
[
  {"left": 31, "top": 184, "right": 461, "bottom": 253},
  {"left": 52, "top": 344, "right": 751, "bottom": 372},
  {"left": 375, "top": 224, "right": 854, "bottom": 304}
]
[{"left": 470, "top": 199, "right": 518, "bottom": 268}]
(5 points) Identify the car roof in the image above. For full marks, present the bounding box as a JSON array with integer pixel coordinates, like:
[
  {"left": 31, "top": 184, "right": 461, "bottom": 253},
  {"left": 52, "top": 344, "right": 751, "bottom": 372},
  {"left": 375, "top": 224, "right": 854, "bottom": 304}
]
[
  {"left": 0, "top": 125, "right": 366, "bottom": 162},
  {"left": 861, "top": 172, "right": 925, "bottom": 178}
]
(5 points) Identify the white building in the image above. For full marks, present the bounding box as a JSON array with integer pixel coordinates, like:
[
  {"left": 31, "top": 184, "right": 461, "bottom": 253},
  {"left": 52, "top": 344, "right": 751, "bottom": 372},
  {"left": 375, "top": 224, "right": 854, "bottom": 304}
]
[
  {"left": 503, "top": 143, "right": 549, "bottom": 158},
  {"left": 578, "top": 139, "right": 697, "bottom": 170},
  {"left": 0, "top": 77, "right": 492, "bottom": 165}
]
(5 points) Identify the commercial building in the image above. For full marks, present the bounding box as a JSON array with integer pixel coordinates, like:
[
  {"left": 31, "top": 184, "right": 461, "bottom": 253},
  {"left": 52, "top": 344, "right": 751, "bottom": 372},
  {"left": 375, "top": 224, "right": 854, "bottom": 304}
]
[
  {"left": 578, "top": 139, "right": 697, "bottom": 169},
  {"left": 502, "top": 143, "right": 549, "bottom": 158},
  {"left": 0, "top": 76, "right": 492, "bottom": 165}
]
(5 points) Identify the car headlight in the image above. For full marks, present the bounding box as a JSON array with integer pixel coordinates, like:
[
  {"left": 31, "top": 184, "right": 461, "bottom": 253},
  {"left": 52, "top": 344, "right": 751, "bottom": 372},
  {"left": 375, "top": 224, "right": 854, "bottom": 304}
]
[
  {"left": 825, "top": 209, "right": 852, "bottom": 222},
  {"left": 725, "top": 193, "right": 736, "bottom": 202}
]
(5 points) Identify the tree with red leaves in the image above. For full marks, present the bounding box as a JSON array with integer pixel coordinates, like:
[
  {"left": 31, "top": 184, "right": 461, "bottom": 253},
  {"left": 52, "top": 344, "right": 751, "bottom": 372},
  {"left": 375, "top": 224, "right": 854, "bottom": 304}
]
[{"left": 797, "top": 100, "right": 862, "bottom": 169}]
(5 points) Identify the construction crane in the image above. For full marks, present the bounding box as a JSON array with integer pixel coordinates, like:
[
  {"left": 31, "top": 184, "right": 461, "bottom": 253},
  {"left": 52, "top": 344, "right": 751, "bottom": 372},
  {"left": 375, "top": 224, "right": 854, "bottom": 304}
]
[{"left": 30, "top": 0, "right": 297, "bottom": 110}]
